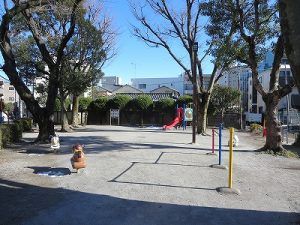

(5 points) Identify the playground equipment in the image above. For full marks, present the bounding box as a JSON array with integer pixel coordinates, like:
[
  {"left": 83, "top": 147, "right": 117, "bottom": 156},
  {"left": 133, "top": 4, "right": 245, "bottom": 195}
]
[
  {"left": 163, "top": 105, "right": 193, "bottom": 130},
  {"left": 71, "top": 144, "right": 86, "bottom": 172},
  {"left": 216, "top": 127, "right": 240, "bottom": 195},
  {"left": 210, "top": 123, "right": 227, "bottom": 169}
]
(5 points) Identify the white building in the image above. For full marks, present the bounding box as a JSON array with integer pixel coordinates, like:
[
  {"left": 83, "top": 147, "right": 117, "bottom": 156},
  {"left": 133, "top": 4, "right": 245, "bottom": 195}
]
[
  {"left": 131, "top": 76, "right": 184, "bottom": 95},
  {"left": 248, "top": 63, "right": 299, "bottom": 114}
]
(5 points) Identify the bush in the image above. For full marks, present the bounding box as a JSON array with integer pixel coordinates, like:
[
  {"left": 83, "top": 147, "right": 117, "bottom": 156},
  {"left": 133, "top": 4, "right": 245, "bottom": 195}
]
[
  {"left": 127, "top": 95, "right": 153, "bottom": 112},
  {"left": 176, "top": 95, "right": 193, "bottom": 107},
  {"left": 15, "top": 118, "right": 32, "bottom": 132},
  {"left": 107, "top": 95, "right": 131, "bottom": 109},
  {"left": 79, "top": 96, "right": 92, "bottom": 112},
  {"left": 155, "top": 98, "right": 175, "bottom": 113},
  {"left": 88, "top": 97, "right": 108, "bottom": 112},
  {"left": 250, "top": 123, "right": 263, "bottom": 133},
  {"left": 0, "top": 123, "right": 23, "bottom": 149}
]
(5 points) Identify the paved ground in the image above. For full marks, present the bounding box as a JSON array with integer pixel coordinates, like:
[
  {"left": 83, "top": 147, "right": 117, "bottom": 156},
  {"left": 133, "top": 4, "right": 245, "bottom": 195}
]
[{"left": 0, "top": 125, "right": 299, "bottom": 225}]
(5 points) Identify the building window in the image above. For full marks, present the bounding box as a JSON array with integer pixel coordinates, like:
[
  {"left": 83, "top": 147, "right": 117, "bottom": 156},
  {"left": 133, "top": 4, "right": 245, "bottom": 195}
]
[
  {"left": 138, "top": 84, "right": 146, "bottom": 89},
  {"left": 9, "top": 97, "right": 14, "bottom": 101},
  {"left": 9, "top": 86, "right": 14, "bottom": 90}
]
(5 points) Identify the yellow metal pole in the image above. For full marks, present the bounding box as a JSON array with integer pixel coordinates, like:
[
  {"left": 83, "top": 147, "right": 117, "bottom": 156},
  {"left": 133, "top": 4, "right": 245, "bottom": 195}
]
[{"left": 228, "top": 127, "right": 234, "bottom": 188}]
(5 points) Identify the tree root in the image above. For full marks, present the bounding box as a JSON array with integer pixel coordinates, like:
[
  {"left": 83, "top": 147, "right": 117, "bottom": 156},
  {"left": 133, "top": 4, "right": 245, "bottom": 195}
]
[{"left": 255, "top": 145, "right": 297, "bottom": 157}]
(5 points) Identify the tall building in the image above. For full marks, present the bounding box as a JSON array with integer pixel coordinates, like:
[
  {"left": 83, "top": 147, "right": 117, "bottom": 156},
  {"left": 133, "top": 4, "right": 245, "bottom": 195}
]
[
  {"left": 218, "top": 66, "right": 251, "bottom": 111},
  {"left": 99, "top": 76, "right": 122, "bottom": 91}
]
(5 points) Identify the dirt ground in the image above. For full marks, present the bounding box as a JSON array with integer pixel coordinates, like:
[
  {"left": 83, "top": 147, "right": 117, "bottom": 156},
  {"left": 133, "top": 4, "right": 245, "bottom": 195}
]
[{"left": 0, "top": 125, "right": 299, "bottom": 225}]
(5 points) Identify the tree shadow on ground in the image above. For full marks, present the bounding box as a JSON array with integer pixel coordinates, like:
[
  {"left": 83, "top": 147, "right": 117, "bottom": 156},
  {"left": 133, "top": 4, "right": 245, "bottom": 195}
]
[
  {"left": 0, "top": 178, "right": 299, "bottom": 225},
  {"left": 11, "top": 133, "right": 258, "bottom": 156}
]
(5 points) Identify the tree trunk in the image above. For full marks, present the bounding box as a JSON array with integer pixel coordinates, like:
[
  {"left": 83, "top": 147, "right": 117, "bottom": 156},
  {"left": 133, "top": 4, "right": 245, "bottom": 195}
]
[
  {"left": 262, "top": 94, "right": 285, "bottom": 152},
  {"left": 60, "top": 93, "right": 71, "bottom": 132},
  {"left": 279, "top": 0, "right": 300, "bottom": 94},
  {"left": 36, "top": 111, "right": 55, "bottom": 142},
  {"left": 140, "top": 111, "right": 144, "bottom": 127},
  {"left": 279, "top": 1, "right": 300, "bottom": 147},
  {"left": 72, "top": 95, "right": 79, "bottom": 127},
  {"left": 197, "top": 92, "right": 210, "bottom": 135}
]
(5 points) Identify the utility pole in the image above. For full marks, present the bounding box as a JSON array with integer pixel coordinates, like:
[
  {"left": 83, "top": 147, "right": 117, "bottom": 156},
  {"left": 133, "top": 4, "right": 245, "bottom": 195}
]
[{"left": 192, "top": 42, "right": 198, "bottom": 144}]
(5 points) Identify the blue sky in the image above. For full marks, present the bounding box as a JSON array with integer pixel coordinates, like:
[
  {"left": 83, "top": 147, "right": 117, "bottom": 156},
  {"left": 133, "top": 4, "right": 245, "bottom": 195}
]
[
  {"left": 102, "top": 0, "right": 213, "bottom": 84},
  {"left": 0, "top": 0, "right": 213, "bottom": 84}
]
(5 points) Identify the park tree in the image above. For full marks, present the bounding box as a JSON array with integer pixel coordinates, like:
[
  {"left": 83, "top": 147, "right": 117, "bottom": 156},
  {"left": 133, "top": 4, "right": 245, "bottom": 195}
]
[
  {"left": 63, "top": 6, "right": 116, "bottom": 128},
  {"left": 279, "top": 0, "right": 300, "bottom": 146},
  {"left": 131, "top": 0, "right": 237, "bottom": 141},
  {"left": 0, "top": 0, "right": 83, "bottom": 141},
  {"left": 209, "top": 85, "right": 241, "bottom": 123},
  {"left": 213, "top": 0, "right": 293, "bottom": 153}
]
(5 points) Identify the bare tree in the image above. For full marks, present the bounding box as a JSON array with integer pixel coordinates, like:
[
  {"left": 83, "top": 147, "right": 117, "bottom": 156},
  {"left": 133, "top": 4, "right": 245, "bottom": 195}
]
[
  {"left": 131, "top": 0, "right": 236, "bottom": 140},
  {"left": 0, "top": 0, "right": 83, "bottom": 142}
]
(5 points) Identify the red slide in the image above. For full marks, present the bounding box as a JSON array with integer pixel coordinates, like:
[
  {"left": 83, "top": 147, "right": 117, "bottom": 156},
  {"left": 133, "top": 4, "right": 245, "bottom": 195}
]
[
  {"left": 163, "top": 116, "right": 180, "bottom": 130},
  {"left": 163, "top": 107, "right": 183, "bottom": 130}
]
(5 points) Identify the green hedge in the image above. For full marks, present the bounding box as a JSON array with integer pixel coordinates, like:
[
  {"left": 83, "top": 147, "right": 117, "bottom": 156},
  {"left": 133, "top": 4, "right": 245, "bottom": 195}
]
[
  {"left": 0, "top": 123, "right": 22, "bottom": 149},
  {"left": 15, "top": 118, "right": 32, "bottom": 132},
  {"left": 0, "top": 118, "right": 32, "bottom": 149}
]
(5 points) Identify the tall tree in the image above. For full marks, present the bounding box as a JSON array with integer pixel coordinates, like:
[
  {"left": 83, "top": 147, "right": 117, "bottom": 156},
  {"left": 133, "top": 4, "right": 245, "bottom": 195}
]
[
  {"left": 216, "top": 0, "right": 293, "bottom": 153},
  {"left": 131, "top": 0, "right": 236, "bottom": 141},
  {"left": 64, "top": 6, "right": 115, "bottom": 127},
  {"left": 279, "top": 0, "right": 300, "bottom": 146},
  {"left": 0, "top": 0, "right": 83, "bottom": 141}
]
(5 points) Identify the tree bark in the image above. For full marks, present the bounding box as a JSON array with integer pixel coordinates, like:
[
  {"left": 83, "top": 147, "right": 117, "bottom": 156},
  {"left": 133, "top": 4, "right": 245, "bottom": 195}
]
[
  {"left": 261, "top": 94, "right": 284, "bottom": 152},
  {"left": 36, "top": 110, "right": 55, "bottom": 142},
  {"left": 279, "top": 0, "right": 300, "bottom": 94},
  {"left": 72, "top": 95, "right": 79, "bottom": 127},
  {"left": 279, "top": 1, "right": 300, "bottom": 146},
  {"left": 60, "top": 92, "right": 71, "bottom": 132},
  {"left": 197, "top": 92, "right": 210, "bottom": 135}
]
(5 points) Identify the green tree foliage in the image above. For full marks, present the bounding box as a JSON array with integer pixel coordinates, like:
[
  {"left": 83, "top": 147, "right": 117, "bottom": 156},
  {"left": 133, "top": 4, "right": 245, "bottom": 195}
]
[
  {"left": 209, "top": 0, "right": 291, "bottom": 153},
  {"left": 79, "top": 97, "right": 92, "bottom": 112},
  {"left": 107, "top": 95, "right": 131, "bottom": 110},
  {"left": 54, "top": 98, "right": 71, "bottom": 111},
  {"left": 4, "top": 102, "right": 14, "bottom": 114},
  {"left": 155, "top": 98, "right": 175, "bottom": 113},
  {"left": 128, "top": 95, "right": 153, "bottom": 112},
  {"left": 209, "top": 85, "right": 240, "bottom": 121},
  {"left": 176, "top": 95, "right": 193, "bottom": 107},
  {"left": 88, "top": 97, "right": 108, "bottom": 112},
  {"left": 0, "top": 0, "right": 84, "bottom": 141},
  {"left": 127, "top": 95, "right": 153, "bottom": 126}
]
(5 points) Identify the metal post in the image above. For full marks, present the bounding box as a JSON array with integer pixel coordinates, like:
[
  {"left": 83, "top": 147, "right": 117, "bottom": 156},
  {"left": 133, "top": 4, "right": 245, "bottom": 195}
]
[
  {"left": 228, "top": 127, "right": 234, "bottom": 188},
  {"left": 192, "top": 42, "right": 198, "bottom": 144},
  {"left": 218, "top": 124, "right": 222, "bottom": 165},
  {"left": 212, "top": 128, "right": 215, "bottom": 154}
]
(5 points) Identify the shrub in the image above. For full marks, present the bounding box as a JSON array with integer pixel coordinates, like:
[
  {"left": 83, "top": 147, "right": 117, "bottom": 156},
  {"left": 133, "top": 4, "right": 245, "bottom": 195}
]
[
  {"left": 88, "top": 97, "right": 108, "bottom": 112},
  {"left": 250, "top": 123, "right": 263, "bottom": 133},
  {"left": 15, "top": 118, "right": 32, "bottom": 132},
  {"left": 107, "top": 95, "right": 131, "bottom": 109},
  {"left": 155, "top": 98, "right": 175, "bottom": 113},
  {"left": 79, "top": 96, "right": 93, "bottom": 112},
  {"left": 127, "top": 95, "right": 153, "bottom": 112},
  {"left": 176, "top": 95, "right": 193, "bottom": 107},
  {"left": 0, "top": 123, "right": 23, "bottom": 149}
]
